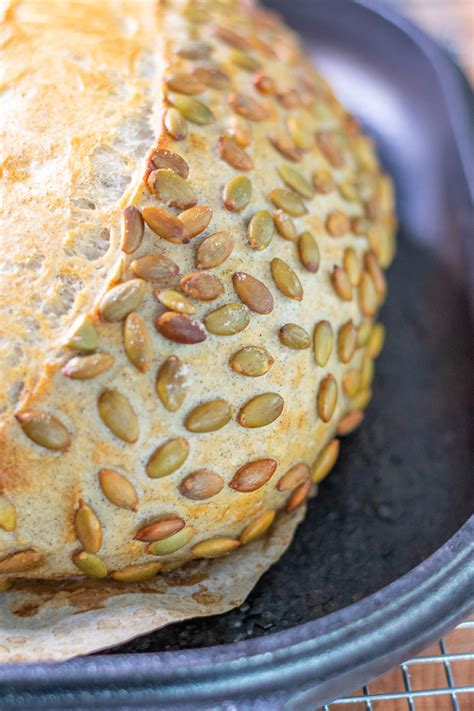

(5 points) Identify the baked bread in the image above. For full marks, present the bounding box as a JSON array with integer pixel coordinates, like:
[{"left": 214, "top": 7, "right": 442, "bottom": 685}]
[{"left": 0, "top": 0, "right": 396, "bottom": 584}]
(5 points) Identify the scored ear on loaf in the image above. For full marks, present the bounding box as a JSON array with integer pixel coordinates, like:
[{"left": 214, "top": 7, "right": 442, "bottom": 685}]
[{"left": 0, "top": 0, "right": 396, "bottom": 583}]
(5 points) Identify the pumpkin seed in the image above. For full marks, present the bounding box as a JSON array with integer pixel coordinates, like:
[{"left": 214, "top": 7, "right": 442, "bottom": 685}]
[
  {"left": 176, "top": 38, "right": 211, "bottom": 59},
  {"left": 331, "top": 266, "right": 353, "bottom": 301},
  {"left": 232, "top": 272, "right": 273, "bottom": 314},
  {"left": 65, "top": 320, "right": 98, "bottom": 352},
  {"left": 311, "top": 438, "right": 340, "bottom": 483},
  {"left": 230, "top": 458, "right": 277, "bottom": 492},
  {"left": 223, "top": 175, "right": 252, "bottom": 211},
  {"left": 99, "top": 279, "right": 145, "bottom": 322},
  {"left": 75, "top": 500, "right": 102, "bottom": 553},
  {"left": 238, "top": 392, "right": 284, "bottom": 428},
  {"left": 112, "top": 562, "right": 162, "bottom": 582},
  {"left": 367, "top": 322, "right": 385, "bottom": 358},
  {"left": 338, "top": 319, "right": 357, "bottom": 363},
  {"left": 142, "top": 205, "right": 188, "bottom": 244},
  {"left": 179, "top": 469, "right": 224, "bottom": 500},
  {"left": 156, "top": 289, "right": 195, "bottom": 315},
  {"left": 16, "top": 411, "right": 71, "bottom": 451},
  {"left": 343, "top": 247, "right": 361, "bottom": 286},
  {"left": 352, "top": 388, "right": 372, "bottom": 410},
  {"left": 240, "top": 510, "right": 276, "bottom": 545},
  {"left": 357, "top": 319, "right": 373, "bottom": 348},
  {"left": 316, "top": 131, "right": 345, "bottom": 168},
  {"left": 165, "top": 72, "right": 205, "bottom": 95},
  {"left": 196, "top": 231, "right": 234, "bottom": 269},
  {"left": 147, "top": 169, "right": 197, "bottom": 210},
  {"left": 147, "top": 526, "right": 194, "bottom": 555},
  {"left": 313, "top": 320, "right": 334, "bottom": 366},
  {"left": 192, "top": 538, "right": 240, "bottom": 559},
  {"left": 279, "top": 323, "right": 311, "bottom": 350},
  {"left": 336, "top": 409, "right": 364, "bottom": 436},
  {"left": 271, "top": 258, "right": 303, "bottom": 301},
  {"left": 0, "top": 499, "right": 16, "bottom": 532},
  {"left": 342, "top": 368, "right": 361, "bottom": 398},
  {"left": 204, "top": 303, "right": 250, "bottom": 335},
  {"left": 149, "top": 148, "right": 189, "bottom": 178},
  {"left": 277, "top": 165, "right": 313, "bottom": 199},
  {"left": 0, "top": 550, "right": 44, "bottom": 575},
  {"left": 160, "top": 559, "right": 185, "bottom": 573},
  {"left": 193, "top": 65, "right": 230, "bottom": 89},
  {"left": 213, "top": 24, "right": 250, "bottom": 50},
  {"left": 352, "top": 216, "right": 369, "bottom": 236},
  {"left": 163, "top": 108, "right": 188, "bottom": 140},
  {"left": 178, "top": 205, "right": 213, "bottom": 238},
  {"left": 317, "top": 374, "right": 338, "bottom": 422},
  {"left": 98, "top": 389, "right": 139, "bottom": 443},
  {"left": 98, "top": 468, "right": 138, "bottom": 510},
  {"left": 170, "top": 95, "right": 215, "bottom": 125},
  {"left": 359, "top": 355, "right": 375, "bottom": 390},
  {"left": 273, "top": 210, "right": 297, "bottom": 241},
  {"left": 72, "top": 551, "right": 107, "bottom": 578},
  {"left": 359, "top": 272, "right": 378, "bottom": 316},
  {"left": 286, "top": 478, "right": 311, "bottom": 512},
  {"left": 326, "top": 211, "right": 351, "bottom": 237},
  {"left": 230, "top": 346, "right": 274, "bottom": 376},
  {"left": 313, "top": 169, "right": 335, "bottom": 194},
  {"left": 268, "top": 188, "right": 307, "bottom": 217},
  {"left": 229, "top": 48, "right": 261, "bottom": 72},
  {"left": 298, "top": 232, "right": 320, "bottom": 273},
  {"left": 339, "top": 179, "right": 359, "bottom": 202},
  {"left": 364, "top": 251, "right": 386, "bottom": 296},
  {"left": 147, "top": 437, "right": 189, "bottom": 479},
  {"left": 185, "top": 399, "right": 233, "bottom": 433},
  {"left": 135, "top": 517, "right": 185, "bottom": 542},
  {"left": 248, "top": 210, "right": 274, "bottom": 250},
  {"left": 0, "top": 578, "right": 13, "bottom": 592},
  {"left": 254, "top": 73, "right": 276, "bottom": 94},
  {"left": 227, "top": 116, "right": 253, "bottom": 147},
  {"left": 156, "top": 356, "right": 189, "bottom": 412},
  {"left": 156, "top": 312, "right": 207, "bottom": 343},
  {"left": 229, "top": 91, "right": 268, "bottom": 121},
  {"left": 268, "top": 133, "right": 301, "bottom": 162},
  {"left": 62, "top": 352, "right": 114, "bottom": 380},
  {"left": 180, "top": 272, "right": 225, "bottom": 301},
  {"left": 277, "top": 463, "right": 310, "bottom": 491},
  {"left": 131, "top": 253, "right": 180, "bottom": 284},
  {"left": 286, "top": 113, "right": 314, "bottom": 150},
  {"left": 218, "top": 135, "right": 253, "bottom": 171},
  {"left": 123, "top": 312, "right": 153, "bottom": 372},
  {"left": 121, "top": 206, "right": 144, "bottom": 254},
  {"left": 279, "top": 89, "right": 302, "bottom": 108}
]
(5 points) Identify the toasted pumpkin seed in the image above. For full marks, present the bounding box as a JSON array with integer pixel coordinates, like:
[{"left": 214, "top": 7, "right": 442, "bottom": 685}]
[
  {"left": 359, "top": 355, "right": 375, "bottom": 390},
  {"left": 147, "top": 526, "right": 194, "bottom": 555},
  {"left": 170, "top": 95, "right": 215, "bottom": 125},
  {"left": 326, "top": 211, "right": 351, "bottom": 237},
  {"left": 268, "top": 133, "right": 301, "bottom": 162},
  {"left": 197, "top": 231, "right": 234, "bottom": 269},
  {"left": 254, "top": 73, "right": 276, "bottom": 94},
  {"left": 313, "top": 169, "right": 335, "bottom": 194},
  {"left": 135, "top": 518, "right": 185, "bottom": 542},
  {"left": 0, "top": 550, "right": 44, "bottom": 575},
  {"left": 223, "top": 175, "right": 252, "bottom": 211},
  {"left": 72, "top": 551, "right": 107, "bottom": 578},
  {"left": 338, "top": 320, "right": 357, "bottom": 363},
  {"left": 238, "top": 392, "right": 284, "bottom": 428},
  {"left": 230, "top": 346, "right": 274, "bottom": 376},
  {"left": 277, "top": 463, "right": 310, "bottom": 491},
  {"left": 165, "top": 72, "right": 205, "bottom": 95},
  {"left": 273, "top": 210, "right": 297, "bottom": 241},
  {"left": 317, "top": 374, "right": 338, "bottom": 422},
  {"left": 359, "top": 271, "right": 378, "bottom": 316},
  {"left": 149, "top": 148, "right": 189, "bottom": 178},
  {"left": 156, "top": 356, "right": 189, "bottom": 412},
  {"left": 277, "top": 165, "right": 313, "bottom": 199},
  {"left": 367, "top": 322, "right": 385, "bottom": 358},
  {"left": 121, "top": 206, "right": 144, "bottom": 254},
  {"left": 156, "top": 312, "right": 207, "bottom": 344},
  {"left": 204, "top": 303, "right": 250, "bottom": 335},
  {"left": 192, "top": 538, "right": 240, "bottom": 559},
  {"left": 123, "top": 312, "right": 153, "bottom": 372},
  {"left": 163, "top": 107, "right": 188, "bottom": 140},
  {"left": 230, "top": 458, "right": 277, "bottom": 492},
  {"left": 313, "top": 320, "right": 334, "bottom": 366},
  {"left": 229, "top": 92, "right": 268, "bottom": 121},
  {"left": 180, "top": 272, "right": 225, "bottom": 301},
  {"left": 337, "top": 409, "right": 364, "bottom": 436},
  {"left": 232, "top": 272, "right": 273, "bottom": 314},
  {"left": 357, "top": 319, "right": 373, "bottom": 348},
  {"left": 0, "top": 578, "right": 13, "bottom": 592},
  {"left": 65, "top": 320, "right": 98, "bottom": 352},
  {"left": 298, "top": 232, "right": 320, "bottom": 273},
  {"left": 213, "top": 24, "right": 250, "bottom": 50},
  {"left": 179, "top": 470, "right": 224, "bottom": 500},
  {"left": 343, "top": 247, "right": 361, "bottom": 286},
  {"left": 147, "top": 169, "right": 197, "bottom": 210},
  {"left": 185, "top": 399, "right": 233, "bottom": 433},
  {"left": 240, "top": 510, "right": 276, "bottom": 544},
  {"left": 268, "top": 188, "right": 307, "bottom": 217},
  {"left": 218, "top": 135, "right": 253, "bottom": 171},
  {"left": 142, "top": 205, "right": 188, "bottom": 244},
  {"left": 111, "top": 562, "right": 162, "bottom": 582},
  {"left": 98, "top": 389, "right": 139, "bottom": 443},
  {"left": 227, "top": 115, "right": 253, "bottom": 147},
  {"left": 229, "top": 48, "right": 261, "bottom": 72},
  {"left": 0, "top": 499, "right": 16, "bottom": 532},
  {"left": 331, "top": 266, "right": 353, "bottom": 301},
  {"left": 248, "top": 210, "right": 274, "bottom": 250},
  {"left": 352, "top": 388, "right": 372, "bottom": 410},
  {"left": 279, "top": 323, "right": 311, "bottom": 350},
  {"left": 98, "top": 468, "right": 138, "bottom": 510},
  {"left": 342, "top": 369, "right": 361, "bottom": 398},
  {"left": 99, "top": 279, "right": 145, "bottom": 322},
  {"left": 193, "top": 65, "right": 230, "bottom": 89},
  {"left": 75, "top": 500, "right": 102, "bottom": 554},
  {"left": 16, "top": 411, "right": 71, "bottom": 451},
  {"left": 147, "top": 437, "right": 189, "bottom": 479},
  {"left": 364, "top": 251, "right": 386, "bottom": 296},
  {"left": 62, "top": 352, "right": 114, "bottom": 380},
  {"left": 316, "top": 131, "right": 345, "bottom": 168},
  {"left": 271, "top": 258, "right": 303, "bottom": 301},
  {"left": 311, "top": 439, "right": 340, "bottom": 483},
  {"left": 156, "top": 289, "right": 195, "bottom": 314},
  {"left": 131, "top": 253, "right": 180, "bottom": 284},
  {"left": 286, "top": 478, "right": 311, "bottom": 512},
  {"left": 178, "top": 205, "right": 213, "bottom": 238}
]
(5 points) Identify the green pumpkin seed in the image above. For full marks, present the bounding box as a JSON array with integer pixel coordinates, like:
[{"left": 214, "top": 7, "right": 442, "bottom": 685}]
[
  {"left": 147, "top": 526, "right": 195, "bottom": 556},
  {"left": 0, "top": 578, "right": 13, "bottom": 592},
  {"left": 98, "top": 389, "right": 139, "bottom": 443},
  {"left": 193, "top": 537, "right": 240, "bottom": 558},
  {"left": 331, "top": 266, "right": 353, "bottom": 301},
  {"left": 196, "top": 231, "right": 234, "bottom": 269},
  {"left": 270, "top": 258, "right": 303, "bottom": 301},
  {"left": 141, "top": 205, "right": 188, "bottom": 244},
  {"left": 0, "top": 550, "right": 44, "bottom": 575},
  {"left": 311, "top": 439, "right": 340, "bottom": 483},
  {"left": 317, "top": 374, "right": 338, "bottom": 422},
  {"left": 277, "top": 165, "right": 313, "bottom": 199},
  {"left": 240, "top": 510, "right": 276, "bottom": 544},
  {"left": 337, "top": 320, "right": 357, "bottom": 363},
  {"left": 298, "top": 232, "right": 320, "bottom": 273},
  {"left": 279, "top": 323, "right": 311, "bottom": 350},
  {"left": 230, "top": 346, "right": 274, "bottom": 376},
  {"left": 342, "top": 368, "right": 361, "bottom": 398},
  {"left": 155, "top": 312, "right": 207, "bottom": 343},
  {"left": 72, "top": 551, "right": 108, "bottom": 578},
  {"left": 98, "top": 468, "right": 138, "bottom": 510},
  {"left": 75, "top": 500, "right": 102, "bottom": 554},
  {"left": 223, "top": 175, "right": 252, "bottom": 211},
  {"left": 121, "top": 206, "right": 144, "bottom": 254},
  {"left": 112, "top": 562, "right": 162, "bottom": 582},
  {"left": 156, "top": 289, "right": 195, "bottom": 314},
  {"left": 16, "top": 411, "right": 71, "bottom": 451},
  {"left": 179, "top": 469, "right": 224, "bottom": 500},
  {"left": 343, "top": 247, "right": 362, "bottom": 286},
  {"left": 352, "top": 387, "right": 372, "bottom": 410},
  {"left": 0, "top": 499, "right": 16, "bottom": 532},
  {"left": 170, "top": 95, "right": 215, "bottom": 125},
  {"left": 247, "top": 210, "right": 274, "bottom": 250},
  {"left": 131, "top": 253, "right": 180, "bottom": 283},
  {"left": 156, "top": 356, "right": 189, "bottom": 412},
  {"left": 359, "top": 272, "right": 378, "bottom": 316},
  {"left": 360, "top": 354, "right": 375, "bottom": 390},
  {"left": 62, "top": 352, "right": 114, "bottom": 380},
  {"left": 287, "top": 114, "right": 314, "bottom": 150},
  {"left": 367, "top": 322, "right": 385, "bottom": 358},
  {"left": 232, "top": 272, "right": 273, "bottom": 314},
  {"left": 147, "top": 437, "right": 190, "bottom": 479},
  {"left": 273, "top": 210, "right": 297, "bottom": 241},
  {"left": 124, "top": 312, "right": 153, "bottom": 372},
  {"left": 268, "top": 188, "right": 307, "bottom": 217},
  {"left": 163, "top": 108, "right": 188, "bottom": 140},
  {"left": 339, "top": 179, "right": 359, "bottom": 202},
  {"left": 176, "top": 38, "right": 211, "bottom": 59},
  {"left": 238, "top": 392, "right": 284, "bottom": 428},
  {"left": 313, "top": 321, "right": 334, "bottom": 366},
  {"left": 147, "top": 168, "right": 197, "bottom": 210},
  {"left": 65, "top": 320, "right": 98, "bottom": 352},
  {"left": 185, "top": 399, "right": 233, "bottom": 433},
  {"left": 99, "top": 279, "right": 145, "bottom": 322},
  {"left": 357, "top": 319, "right": 373, "bottom": 348},
  {"left": 204, "top": 303, "right": 250, "bottom": 335},
  {"left": 229, "top": 49, "right": 261, "bottom": 72},
  {"left": 230, "top": 458, "right": 277, "bottom": 492},
  {"left": 313, "top": 169, "right": 335, "bottom": 194}
]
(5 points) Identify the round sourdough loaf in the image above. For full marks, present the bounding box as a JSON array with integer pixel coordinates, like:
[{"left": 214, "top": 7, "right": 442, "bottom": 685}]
[{"left": 0, "top": 0, "right": 396, "bottom": 583}]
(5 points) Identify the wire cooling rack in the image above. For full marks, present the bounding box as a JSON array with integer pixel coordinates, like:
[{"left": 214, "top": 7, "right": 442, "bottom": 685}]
[{"left": 324, "top": 619, "right": 474, "bottom": 710}]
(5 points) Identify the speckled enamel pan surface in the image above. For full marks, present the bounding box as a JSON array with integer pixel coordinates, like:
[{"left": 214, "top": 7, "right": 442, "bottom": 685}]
[{"left": 0, "top": 0, "right": 472, "bottom": 708}]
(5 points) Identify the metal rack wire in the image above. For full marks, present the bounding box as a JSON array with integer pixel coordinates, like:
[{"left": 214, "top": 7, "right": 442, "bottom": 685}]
[{"left": 325, "top": 620, "right": 474, "bottom": 709}]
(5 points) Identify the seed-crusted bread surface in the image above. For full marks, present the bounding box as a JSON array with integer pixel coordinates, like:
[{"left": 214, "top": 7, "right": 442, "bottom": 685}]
[{"left": 0, "top": 0, "right": 396, "bottom": 582}]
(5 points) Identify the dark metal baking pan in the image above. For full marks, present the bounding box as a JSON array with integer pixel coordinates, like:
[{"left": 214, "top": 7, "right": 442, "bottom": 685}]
[{"left": 1, "top": 1, "right": 472, "bottom": 708}]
